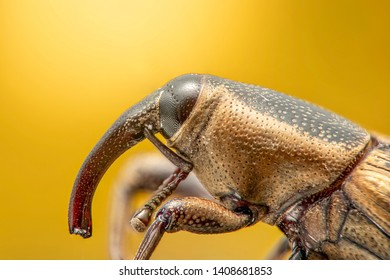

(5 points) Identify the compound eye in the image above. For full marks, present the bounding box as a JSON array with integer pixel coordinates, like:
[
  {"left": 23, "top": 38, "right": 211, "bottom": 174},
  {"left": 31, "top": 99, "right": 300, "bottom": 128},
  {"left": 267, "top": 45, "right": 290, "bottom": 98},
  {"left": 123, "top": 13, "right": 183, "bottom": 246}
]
[{"left": 159, "top": 74, "right": 202, "bottom": 139}]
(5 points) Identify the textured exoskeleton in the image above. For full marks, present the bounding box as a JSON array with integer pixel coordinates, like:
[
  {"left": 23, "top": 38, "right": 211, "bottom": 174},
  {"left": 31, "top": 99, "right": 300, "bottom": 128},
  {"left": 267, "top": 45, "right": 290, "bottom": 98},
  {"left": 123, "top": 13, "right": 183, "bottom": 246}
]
[{"left": 68, "top": 74, "right": 390, "bottom": 259}]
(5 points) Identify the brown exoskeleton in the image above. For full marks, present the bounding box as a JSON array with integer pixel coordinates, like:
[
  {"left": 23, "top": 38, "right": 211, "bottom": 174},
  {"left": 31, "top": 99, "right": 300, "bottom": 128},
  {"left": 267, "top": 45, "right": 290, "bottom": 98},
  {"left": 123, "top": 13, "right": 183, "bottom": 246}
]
[{"left": 68, "top": 74, "right": 390, "bottom": 259}]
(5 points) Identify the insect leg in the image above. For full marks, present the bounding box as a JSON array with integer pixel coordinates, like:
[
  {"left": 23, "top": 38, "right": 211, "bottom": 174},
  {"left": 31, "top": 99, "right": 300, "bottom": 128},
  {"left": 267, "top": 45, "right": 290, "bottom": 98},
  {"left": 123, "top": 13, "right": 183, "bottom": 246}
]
[
  {"left": 109, "top": 154, "right": 211, "bottom": 259},
  {"left": 289, "top": 241, "right": 307, "bottom": 260},
  {"left": 134, "top": 197, "right": 254, "bottom": 260}
]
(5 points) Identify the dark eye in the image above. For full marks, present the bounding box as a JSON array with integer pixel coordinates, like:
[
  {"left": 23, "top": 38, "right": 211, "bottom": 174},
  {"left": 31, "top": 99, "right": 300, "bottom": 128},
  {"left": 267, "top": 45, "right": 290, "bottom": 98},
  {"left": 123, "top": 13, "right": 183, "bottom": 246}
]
[{"left": 159, "top": 74, "right": 202, "bottom": 138}]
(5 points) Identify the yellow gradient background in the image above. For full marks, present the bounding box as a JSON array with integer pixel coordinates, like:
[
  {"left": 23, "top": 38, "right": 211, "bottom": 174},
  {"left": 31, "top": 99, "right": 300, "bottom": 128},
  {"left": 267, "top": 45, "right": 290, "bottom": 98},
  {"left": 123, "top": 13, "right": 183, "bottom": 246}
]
[{"left": 0, "top": 1, "right": 389, "bottom": 259}]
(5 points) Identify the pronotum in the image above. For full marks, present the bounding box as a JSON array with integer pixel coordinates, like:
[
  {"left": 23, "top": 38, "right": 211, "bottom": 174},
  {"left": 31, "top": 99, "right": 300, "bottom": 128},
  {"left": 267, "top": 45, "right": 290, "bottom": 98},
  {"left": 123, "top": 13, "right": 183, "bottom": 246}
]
[{"left": 68, "top": 74, "right": 390, "bottom": 259}]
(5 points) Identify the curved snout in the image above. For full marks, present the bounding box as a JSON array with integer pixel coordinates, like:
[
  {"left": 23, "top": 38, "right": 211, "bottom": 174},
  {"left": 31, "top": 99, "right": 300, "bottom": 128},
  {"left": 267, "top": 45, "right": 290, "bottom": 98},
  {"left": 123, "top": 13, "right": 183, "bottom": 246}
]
[{"left": 68, "top": 90, "right": 161, "bottom": 238}]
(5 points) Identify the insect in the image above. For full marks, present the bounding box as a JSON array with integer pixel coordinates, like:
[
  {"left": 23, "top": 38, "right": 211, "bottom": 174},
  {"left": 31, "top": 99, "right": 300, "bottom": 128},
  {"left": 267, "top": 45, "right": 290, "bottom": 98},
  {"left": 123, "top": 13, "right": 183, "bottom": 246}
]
[{"left": 68, "top": 74, "right": 390, "bottom": 259}]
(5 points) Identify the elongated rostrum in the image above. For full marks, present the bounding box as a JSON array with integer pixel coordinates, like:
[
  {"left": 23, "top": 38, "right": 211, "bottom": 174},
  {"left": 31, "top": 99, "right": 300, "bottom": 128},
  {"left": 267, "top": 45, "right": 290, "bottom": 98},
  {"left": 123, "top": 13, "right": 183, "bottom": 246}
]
[{"left": 69, "top": 74, "right": 390, "bottom": 259}]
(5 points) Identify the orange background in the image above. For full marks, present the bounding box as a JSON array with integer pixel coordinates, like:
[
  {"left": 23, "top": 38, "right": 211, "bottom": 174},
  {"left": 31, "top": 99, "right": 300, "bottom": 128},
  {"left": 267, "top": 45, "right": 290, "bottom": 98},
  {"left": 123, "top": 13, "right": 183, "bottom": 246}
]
[{"left": 0, "top": 0, "right": 389, "bottom": 259}]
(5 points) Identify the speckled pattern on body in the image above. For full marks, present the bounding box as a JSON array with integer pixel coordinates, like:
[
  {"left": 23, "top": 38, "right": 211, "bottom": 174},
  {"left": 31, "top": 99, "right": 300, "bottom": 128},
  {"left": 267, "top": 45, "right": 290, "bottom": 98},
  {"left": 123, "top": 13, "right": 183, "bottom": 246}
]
[{"left": 169, "top": 75, "right": 370, "bottom": 220}]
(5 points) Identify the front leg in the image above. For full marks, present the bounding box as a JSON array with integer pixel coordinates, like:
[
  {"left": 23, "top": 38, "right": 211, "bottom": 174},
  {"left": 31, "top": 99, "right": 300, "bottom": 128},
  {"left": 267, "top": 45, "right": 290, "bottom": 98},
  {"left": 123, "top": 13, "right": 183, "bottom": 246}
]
[
  {"left": 109, "top": 154, "right": 212, "bottom": 259},
  {"left": 134, "top": 197, "right": 255, "bottom": 260}
]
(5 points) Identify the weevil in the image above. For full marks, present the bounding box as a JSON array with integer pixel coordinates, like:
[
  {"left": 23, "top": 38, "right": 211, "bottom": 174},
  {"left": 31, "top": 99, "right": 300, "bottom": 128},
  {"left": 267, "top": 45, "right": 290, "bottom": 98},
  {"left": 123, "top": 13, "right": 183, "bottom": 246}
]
[{"left": 68, "top": 74, "right": 390, "bottom": 259}]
